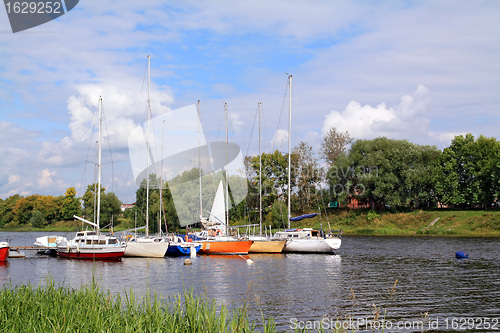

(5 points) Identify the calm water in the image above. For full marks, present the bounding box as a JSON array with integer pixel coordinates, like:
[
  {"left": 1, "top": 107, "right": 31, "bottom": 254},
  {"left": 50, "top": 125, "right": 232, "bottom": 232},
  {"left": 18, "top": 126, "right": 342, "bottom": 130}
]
[{"left": 1, "top": 232, "right": 499, "bottom": 332}]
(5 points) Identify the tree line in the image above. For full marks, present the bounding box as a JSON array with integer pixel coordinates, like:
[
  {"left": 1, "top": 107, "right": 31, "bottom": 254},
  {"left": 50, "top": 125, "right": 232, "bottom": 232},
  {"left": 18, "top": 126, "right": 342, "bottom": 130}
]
[
  {"left": 0, "top": 186, "right": 122, "bottom": 229},
  {"left": 2, "top": 129, "right": 498, "bottom": 231}
]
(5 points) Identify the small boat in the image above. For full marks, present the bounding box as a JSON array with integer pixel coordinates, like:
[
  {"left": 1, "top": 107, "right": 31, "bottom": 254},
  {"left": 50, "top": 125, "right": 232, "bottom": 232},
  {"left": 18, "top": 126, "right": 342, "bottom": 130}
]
[
  {"left": 123, "top": 237, "right": 169, "bottom": 258},
  {"left": 248, "top": 237, "right": 286, "bottom": 253},
  {"left": 165, "top": 235, "right": 201, "bottom": 256},
  {"left": 57, "top": 229, "right": 125, "bottom": 260},
  {"left": 57, "top": 97, "right": 126, "bottom": 260},
  {"left": 275, "top": 228, "right": 342, "bottom": 253},
  {"left": 34, "top": 235, "right": 68, "bottom": 255},
  {"left": 0, "top": 242, "right": 9, "bottom": 261},
  {"left": 197, "top": 180, "right": 254, "bottom": 255}
]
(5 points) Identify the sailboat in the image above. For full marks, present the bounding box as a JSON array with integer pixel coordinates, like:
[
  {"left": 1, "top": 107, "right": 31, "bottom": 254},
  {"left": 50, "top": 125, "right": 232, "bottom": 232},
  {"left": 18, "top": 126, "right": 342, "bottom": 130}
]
[
  {"left": 197, "top": 181, "right": 253, "bottom": 255},
  {"left": 123, "top": 55, "right": 169, "bottom": 258},
  {"left": 196, "top": 103, "right": 253, "bottom": 255},
  {"left": 248, "top": 102, "right": 286, "bottom": 253},
  {"left": 277, "top": 75, "right": 342, "bottom": 254},
  {"left": 57, "top": 97, "right": 126, "bottom": 260}
]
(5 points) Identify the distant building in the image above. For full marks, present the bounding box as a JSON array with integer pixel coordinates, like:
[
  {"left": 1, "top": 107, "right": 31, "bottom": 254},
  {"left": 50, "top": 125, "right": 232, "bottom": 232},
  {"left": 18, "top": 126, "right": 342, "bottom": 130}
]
[{"left": 120, "top": 203, "right": 135, "bottom": 212}]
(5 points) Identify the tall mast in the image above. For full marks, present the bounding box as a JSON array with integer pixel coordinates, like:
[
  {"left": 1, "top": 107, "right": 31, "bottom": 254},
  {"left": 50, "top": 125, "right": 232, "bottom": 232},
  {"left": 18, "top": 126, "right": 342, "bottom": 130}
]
[
  {"left": 160, "top": 119, "right": 165, "bottom": 235},
  {"left": 146, "top": 54, "right": 151, "bottom": 238},
  {"left": 287, "top": 74, "right": 292, "bottom": 229},
  {"left": 96, "top": 96, "right": 102, "bottom": 231},
  {"left": 224, "top": 102, "right": 229, "bottom": 237},
  {"left": 198, "top": 100, "right": 203, "bottom": 220},
  {"left": 258, "top": 102, "right": 262, "bottom": 236}
]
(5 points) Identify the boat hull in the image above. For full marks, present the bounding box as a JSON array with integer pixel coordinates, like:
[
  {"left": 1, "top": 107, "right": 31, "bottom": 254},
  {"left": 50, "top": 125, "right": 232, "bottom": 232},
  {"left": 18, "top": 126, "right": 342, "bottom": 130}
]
[
  {"left": 0, "top": 243, "right": 9, "bottom": 261},
  {"left": 283, "top": 238, "right": 341, "bottom": 253},
  {"left": 198, "top": 240, "right": 253, "bottom": 255},
  {"left": 249, "top": 240, "right": 286, "bottom": 253},
  {"left": 123, "top": 241, "right": 169, "bottom": 258},
  {"left": 165, "top": 244, "right": 201, "bottom": 256},
  {"left": 57, "top": 244, "right": 126, "bottom": 260}
]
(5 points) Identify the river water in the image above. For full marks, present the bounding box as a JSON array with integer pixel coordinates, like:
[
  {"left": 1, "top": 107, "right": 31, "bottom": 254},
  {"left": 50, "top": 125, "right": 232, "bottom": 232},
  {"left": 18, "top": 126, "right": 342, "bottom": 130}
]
[{"left": 1, "top": 232, "right": 499, "bottom": 332}]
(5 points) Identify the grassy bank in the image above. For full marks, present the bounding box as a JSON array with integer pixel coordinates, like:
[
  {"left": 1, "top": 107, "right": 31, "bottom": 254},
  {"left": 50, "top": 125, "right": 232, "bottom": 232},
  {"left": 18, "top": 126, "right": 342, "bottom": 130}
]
[
  {"left": 0, "top": 280, "right": 279, "bottom": 333},
  {"left": 298, "top": 209, "right": 500, "bottom": 237}
]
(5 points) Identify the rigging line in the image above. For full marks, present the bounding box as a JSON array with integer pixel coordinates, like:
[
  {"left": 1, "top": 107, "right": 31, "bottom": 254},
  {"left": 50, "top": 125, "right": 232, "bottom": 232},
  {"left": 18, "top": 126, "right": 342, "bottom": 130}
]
[
  {"left": 272, "top": 77, "right": 290, "bottom": 152},
  {"left": 245, "top": 104, "right": 259, "bottom": 157}
]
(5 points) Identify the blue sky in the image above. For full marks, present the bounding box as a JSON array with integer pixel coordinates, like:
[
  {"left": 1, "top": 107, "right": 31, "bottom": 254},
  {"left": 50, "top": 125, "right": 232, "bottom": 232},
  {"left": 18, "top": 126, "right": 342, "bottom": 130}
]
[{"left": 1, "top": 0, "right": 499, "bottom": 203}]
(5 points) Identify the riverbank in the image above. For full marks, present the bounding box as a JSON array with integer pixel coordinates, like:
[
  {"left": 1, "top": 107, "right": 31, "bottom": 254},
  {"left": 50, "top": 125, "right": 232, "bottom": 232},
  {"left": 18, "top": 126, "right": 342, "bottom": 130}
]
[
  {"left": 307, "top": 209, "right": 500, "bottom": 237},
  {"left": 1, "top": 210, "right": 499, "bottom": 238}
]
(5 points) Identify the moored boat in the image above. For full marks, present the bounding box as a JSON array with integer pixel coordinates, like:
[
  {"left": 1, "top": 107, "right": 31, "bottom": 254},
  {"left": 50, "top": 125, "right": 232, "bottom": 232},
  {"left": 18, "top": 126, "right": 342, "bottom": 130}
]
[
  {"left": 198, "top": 238, "right": 253, "bottom": 255},
  {"left": 275, "top": 228, "right": 342, "bottom": 253},
  {"left": 123, "top": 237, "right": 169, "bottom": 258},
  {"left": 57, "top": 97, "right": 126, "bottom": 260},
  {"left": 165, "top": 235, "right": 201, "bottom": 256},
  {"left": 34, "top": 235, "right": 68, "bottom": 255},
  {"left": 0, "top": 242, "right": 9, "bottom": 261},
  {"left": 248, "top": 237, "right": 286, "bottom": 253}
]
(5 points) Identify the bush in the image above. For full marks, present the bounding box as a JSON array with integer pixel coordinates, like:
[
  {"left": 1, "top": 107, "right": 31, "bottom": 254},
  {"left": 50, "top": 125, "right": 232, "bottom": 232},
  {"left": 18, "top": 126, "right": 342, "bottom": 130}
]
[{"left": 30, "top": 210, "right": 46, "bottom": 228}]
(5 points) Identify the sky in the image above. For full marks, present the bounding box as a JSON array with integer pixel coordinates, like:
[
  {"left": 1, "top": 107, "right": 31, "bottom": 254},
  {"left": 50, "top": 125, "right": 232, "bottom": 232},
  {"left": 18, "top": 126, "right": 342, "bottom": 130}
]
[{"left": 1, "top": 0, "right": 499, "bottom": 204}]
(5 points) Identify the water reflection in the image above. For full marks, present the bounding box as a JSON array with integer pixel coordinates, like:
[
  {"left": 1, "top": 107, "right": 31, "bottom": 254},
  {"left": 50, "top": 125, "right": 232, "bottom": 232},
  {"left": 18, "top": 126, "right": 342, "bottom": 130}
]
[{"left": 1, "top": 232, "right": 499, "bottom": 331}]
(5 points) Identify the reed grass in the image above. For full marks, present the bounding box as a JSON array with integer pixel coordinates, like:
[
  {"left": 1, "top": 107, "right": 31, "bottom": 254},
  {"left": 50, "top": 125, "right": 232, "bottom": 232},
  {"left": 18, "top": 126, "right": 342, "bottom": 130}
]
[{"left": 0, "top": 279, "right": 277, "bottom": 333}]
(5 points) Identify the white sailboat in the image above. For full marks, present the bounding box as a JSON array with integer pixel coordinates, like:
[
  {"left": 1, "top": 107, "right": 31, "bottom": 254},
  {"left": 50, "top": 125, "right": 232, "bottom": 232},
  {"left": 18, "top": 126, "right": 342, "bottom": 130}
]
[
  {"left": 124, "top": 55, "right": 168, "bottom": 258},
  {"left": 278, "top": 74, "right": 342, "bottom": 253},
  {"left": 248, "top": 102, "right": 286, "bottom": 253},
  {"left": 196, "top": 103, "right": 253, "bottom": 255},
  {"left": 57, "top": 97, "right": 126, "bottom": 260}
]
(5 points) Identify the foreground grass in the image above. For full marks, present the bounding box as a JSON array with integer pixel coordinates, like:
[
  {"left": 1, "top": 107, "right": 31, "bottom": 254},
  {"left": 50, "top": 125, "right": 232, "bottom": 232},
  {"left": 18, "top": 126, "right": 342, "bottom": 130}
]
[
  {"left": 0, "top": 280, "right": 276, "bottom": 333},
  {"left": 0, "top": 280, "right": 354, "bottom": 333}
]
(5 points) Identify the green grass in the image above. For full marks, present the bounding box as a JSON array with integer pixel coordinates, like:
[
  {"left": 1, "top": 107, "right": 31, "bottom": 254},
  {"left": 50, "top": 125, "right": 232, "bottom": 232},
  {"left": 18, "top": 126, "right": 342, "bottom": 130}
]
[{"left": 0, "top": 280, "right": 354, "bottom": 333}]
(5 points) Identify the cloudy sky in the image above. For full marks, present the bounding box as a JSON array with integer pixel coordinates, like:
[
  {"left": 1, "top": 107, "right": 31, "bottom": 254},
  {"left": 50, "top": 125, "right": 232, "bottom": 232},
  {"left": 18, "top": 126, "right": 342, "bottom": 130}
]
[{"left": 1, "top": 0, "right": 499, "bottom": 203}]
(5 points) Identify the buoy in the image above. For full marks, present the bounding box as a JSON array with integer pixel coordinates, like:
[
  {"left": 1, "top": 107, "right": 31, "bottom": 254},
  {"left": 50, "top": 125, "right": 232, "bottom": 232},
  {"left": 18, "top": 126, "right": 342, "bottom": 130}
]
[
  {"left": 246, "top": 259, "right": 254, "bottom": 264},
  {"left": 455, "top": 250, "right": 468, "bottom": 259},
  {"left": 184, "top": 259, "right": 192, "bottom": 265}
]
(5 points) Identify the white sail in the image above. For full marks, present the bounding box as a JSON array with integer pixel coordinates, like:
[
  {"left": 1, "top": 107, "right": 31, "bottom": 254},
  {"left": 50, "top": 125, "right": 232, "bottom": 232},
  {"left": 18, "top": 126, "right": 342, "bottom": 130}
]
[{"left": 209, "top": 180, "right": 225, "bottom": 225}]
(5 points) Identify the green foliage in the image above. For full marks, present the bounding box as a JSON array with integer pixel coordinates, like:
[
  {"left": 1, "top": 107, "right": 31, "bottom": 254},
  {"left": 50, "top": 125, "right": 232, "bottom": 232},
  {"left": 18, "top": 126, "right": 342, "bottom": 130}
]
[
  {"left": 434, "top": 134, "right": 500, "bottom": 208},
  {"left": 270, "top": 200, "right": 288, "bottom": 229},
  {"left": 81, "top": 184, "right": 122, "bottom": 228},
  {"left": 29, "top": 210, "right": 46, "bottom": 228},
  {"left": 61, "top": 187, "right": 80, "bottom": 220},
  {"left": 327, "top": 137, "right": 441, "bottom": 210},
  {"left": 0, "top": 195, "right": 21, "bottom": 227}
]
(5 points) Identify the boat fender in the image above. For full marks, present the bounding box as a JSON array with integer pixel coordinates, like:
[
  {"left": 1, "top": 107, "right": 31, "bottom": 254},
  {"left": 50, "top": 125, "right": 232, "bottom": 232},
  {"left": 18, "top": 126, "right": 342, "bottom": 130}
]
[
  {"left": 455, "top": 250, "right": 468, "bottom": 259},
  {"left": 67, "top": 245, "right": 70, "bottom": 252},
  {"left": 76, "top": 245, "right": 80, "bottom": 253}
]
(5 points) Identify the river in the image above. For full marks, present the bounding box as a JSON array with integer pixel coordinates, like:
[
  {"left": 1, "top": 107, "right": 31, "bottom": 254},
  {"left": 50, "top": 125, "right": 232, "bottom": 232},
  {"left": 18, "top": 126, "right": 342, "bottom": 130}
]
[{"left": 1, "top": 232, "right": 499, "bottom": 332}]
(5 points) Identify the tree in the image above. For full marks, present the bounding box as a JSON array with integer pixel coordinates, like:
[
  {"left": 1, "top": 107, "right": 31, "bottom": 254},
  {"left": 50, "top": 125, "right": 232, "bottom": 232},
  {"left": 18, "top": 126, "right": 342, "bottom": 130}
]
[
  {"left": 62, "top": 187, "right": 80, "bottom": 220},
  {"left": 81, "top": 184, "right": 122, "bottom": 228},
  {"left": 0, "top": 195, "right": 21, "bottom": 227},
  {"left": 434, "top": 134, "right": 500, "bottom": 208},
  {"left": 292, "top": 142, "right": 322, "bottom": 212},
  {"left": 328, "top": 137, "right": 441, "bottom": 209},
  {"left": 30, "top": 210, "right": 46, "bottom": 228},
  {"left": 320, "top": 127, "right": 353, "bottom": 166}
]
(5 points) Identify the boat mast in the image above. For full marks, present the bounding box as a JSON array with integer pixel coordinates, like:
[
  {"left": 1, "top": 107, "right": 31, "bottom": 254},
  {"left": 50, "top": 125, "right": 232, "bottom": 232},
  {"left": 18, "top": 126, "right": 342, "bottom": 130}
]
[
  {"left": 258, "top": 102, "right": 262, "bottom": 237},
  {"left": 198, "top": 100, "right": 203, "bottom": 220},
  {"left": 224, "top": 102, "right": 229, "bottom": 237},
  {"left": 160, "top": 119, "right": 165, "bottom": 235},
  {"left": 146, "top": 54, "right": 151, "bottom": 238},
  {"left": 287, "top": 74, "right": 292, "bottom": 229},
  {"left": 96, "top": 96, "right": 103, "bottom": 232}
]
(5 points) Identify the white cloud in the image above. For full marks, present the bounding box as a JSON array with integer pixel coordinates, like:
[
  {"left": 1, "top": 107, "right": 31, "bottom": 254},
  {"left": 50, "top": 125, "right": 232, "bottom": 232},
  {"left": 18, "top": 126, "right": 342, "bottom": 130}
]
[
  {"left": 322, "top": 85, "right": 429, "bottom": 140},
  {"left": 271, "top": 129, "right": 289, "bottom": 151}
]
